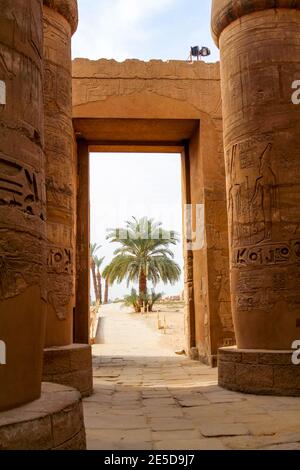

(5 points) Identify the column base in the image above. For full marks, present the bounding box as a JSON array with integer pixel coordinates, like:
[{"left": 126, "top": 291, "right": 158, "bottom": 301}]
[
  {"left": 43, "top": 344, "right": 93, "bottom": 397},
  {"left": 218, "top": 347, "right": 300, "bottom": 396},
  {"left": 0, "top": 383, "right": 86, "bottom": 450}
]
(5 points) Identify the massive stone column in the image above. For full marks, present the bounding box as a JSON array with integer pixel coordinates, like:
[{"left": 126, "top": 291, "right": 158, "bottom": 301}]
[
  {"left": 212, "top": 0, "right": 300, "bottom": 395},
  {"left": 75, "top": 139, "right": 90, "bottom": 345},
  {"left": 42, "top": 0, "right": 92, "bottom": 396},
  {"left": 0, "top": 0, "right": 86, "bottom": 449},
  {"left": 0, "top": 0, "right": 46, "bottom": 411}
]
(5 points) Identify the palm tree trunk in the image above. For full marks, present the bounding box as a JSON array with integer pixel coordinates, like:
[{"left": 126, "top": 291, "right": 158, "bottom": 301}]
[
  {"left": 139, "top": 270, "right": 147, "bottom": 297},
  {"left": 139, "top": 270, "right": 147, "bottom": 312},
  {"left": 91, "top": 258, "right": 98, "bottom": 304},
  {"left": 97, "top": 270, "right": 102, "bottom": 304},
  {"left": 104, "top": 279, "right": 109, "bottom": 304}
]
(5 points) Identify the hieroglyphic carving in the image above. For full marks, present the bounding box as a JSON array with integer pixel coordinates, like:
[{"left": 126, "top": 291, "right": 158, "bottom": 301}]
[
  {"left": 47, "top": 246, "right": 73, "bottom": 320},
  {"left": 0, "top": 234, "right": 45, "bottom": 301},
  {"left": 226, "top": 138, "right": 280, "bottom": 248},
  {"left": 183, "top": 250, "right": 196, "bottom": 348},
  {"left": 250, "top": 143, "right": 278, "bottom": 242},
  {"left": 0, "top": 156, "right": 45, "bottom": 220},
  {"left": 48, "top": 247, "right": 72, "bottom": 274},
  {"left": 233, "top": 240, "right": 300, "bottom": 267},
  {"left": 217, "top": 7, "right": 300, "bottom": 349},
  {"left": 43, "top": 4, "right": 75, "bottom": 328},
  {"left": 226, "top": 137, "right": 300, "bottom": 317},
  {"left": 44, "top": 64, "right": 71, "bottom": 112},
  {"left": 235, "top": 268, "right": 300, "bottom": 312}
]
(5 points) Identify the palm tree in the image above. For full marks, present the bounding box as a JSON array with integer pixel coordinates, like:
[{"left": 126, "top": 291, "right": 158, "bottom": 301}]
[
  {"left": 123, "top": 288, "right": 140, "bottom": 313},
  {"left": 90, "top": 243, "right": 101, "bottom": 304},
  {"left": 125, "top": 289, "right": 163, "bottom": 313},
  {"left": 147, "top": 290, "right": 163, "bottom": 312},
  {"left": 94, "top": 256, "right": 105, "bottom": 304},
  {"left": 103, "top": 217, "right": 181, "bottom": 311}
]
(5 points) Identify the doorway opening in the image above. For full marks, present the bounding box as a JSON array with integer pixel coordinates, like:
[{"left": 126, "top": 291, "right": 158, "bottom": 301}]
[{"left": 89, "top": 152, "right": 187, "bottom": 358}]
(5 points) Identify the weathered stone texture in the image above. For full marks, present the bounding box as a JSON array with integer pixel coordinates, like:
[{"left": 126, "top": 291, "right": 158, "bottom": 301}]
[
  {"left": 43, "top": 2, "right": 76, "bottom": 346},
  {"left": 43, "top": 344, "right": 93, "bottom": 397},
  {"left": 43, "top": 0, "right": 78, "bottom": 33},
  {"left": 218, "top": 347, "right": 300, "bottom": 396},
  {"left": 0, "top": 383, "right": 86, "bottom": 450},
  {"left": 213, "top": 2, "right": 300, "bottom": 350},
  {"left": 72, "top": 59, "right": 234, "bottom": 364},
  {"left": 72, "top": 59, "right": 222, "bottom": 120},
  {"left": 211, "top": 0, "right": 300, "bottom": 44},
  {"left": 0, "top": 0, "right": 46, "bottom": 411}
]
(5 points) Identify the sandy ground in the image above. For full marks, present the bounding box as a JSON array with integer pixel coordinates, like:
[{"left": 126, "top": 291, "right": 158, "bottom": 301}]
[
  {"left": 131, "top": 301, "right": 186, "bottom": 353},
  {"left": 94, "top": 301, "right": 186, "bottom": 355}
]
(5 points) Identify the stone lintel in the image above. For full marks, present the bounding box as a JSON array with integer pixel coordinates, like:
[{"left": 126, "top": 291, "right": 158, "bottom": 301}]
[{"left": 72, "top": 58, "right": 221, "bottom": 81}]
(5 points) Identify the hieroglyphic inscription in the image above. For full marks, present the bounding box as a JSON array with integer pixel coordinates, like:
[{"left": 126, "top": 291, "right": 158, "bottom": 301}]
[
  {"left": 47, "top": 247, "right": 73, "bottom": 274},
  {"left": 0, "top": 156, "right": 45, "bottom": 220},
  {"left": 226, "top": 138, "right": 279, "bottom": 247},
  {"left": 233, "top": 240, "right": 300, "bottom": 267},
  {"left": 47, "top": 246, "right": 73, "bottom": 320},
  {"left": 235, "top": 269, "right": 300, "bottom": 312},
  {"left": 0, "top": 235, "right": 45, "bottom": 301}
]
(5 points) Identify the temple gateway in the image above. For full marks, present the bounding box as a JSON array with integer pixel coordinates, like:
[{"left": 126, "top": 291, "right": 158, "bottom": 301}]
[{"left": 0, "top": 0, "right": 300, "bottom": 450}]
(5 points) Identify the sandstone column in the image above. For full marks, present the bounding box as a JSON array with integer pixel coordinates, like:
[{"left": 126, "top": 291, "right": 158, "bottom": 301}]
[
  {"left": 75, "top": 139, "right": 90, "bottom": 344},
  {"left": 42, "top": 0, "right": 92, "bottom": 396},
  {"left": 212, "top": 0, "right": 300, "bottom": 395},
  {"left": 0, "top": 0, "right": 46, "bottom": 411}
]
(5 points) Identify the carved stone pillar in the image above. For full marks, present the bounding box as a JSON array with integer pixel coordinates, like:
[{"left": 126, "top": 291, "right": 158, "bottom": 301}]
[
  {"left": 43, "top": 0, "right": 77, "bottom": 346},
  {"left": 0, "top": 0, "right": 46, "bottom": 411},
  {"left": 75, "top": 139, "right": 90, "bottom": 345},
  {"left": 212, "top": 0, "right": 300, "bottom": 395},
  {"left": 42, "top": 0, "right": 92, "bottom": 396},
  {"left": 184, "top": 250, "right": 197, "bottom": 358}
]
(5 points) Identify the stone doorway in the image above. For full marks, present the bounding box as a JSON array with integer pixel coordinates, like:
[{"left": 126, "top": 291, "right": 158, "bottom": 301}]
[
  {"left": 88, "top": 151, "right": 186, "bottom": 353},
  {"left": 75, "top": 143, "right": 196, "bottom": 355},
  {"left": 72, "top": 58, "right": 235, "bottom": 365}
]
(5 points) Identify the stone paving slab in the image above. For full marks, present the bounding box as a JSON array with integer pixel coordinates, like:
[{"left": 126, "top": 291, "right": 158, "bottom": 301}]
[
  {"left": 83, "top": 304, "right": 300, "bottom": 450},
  {"left": 154, "top": 438, "right": 227, "bottom": 451}
]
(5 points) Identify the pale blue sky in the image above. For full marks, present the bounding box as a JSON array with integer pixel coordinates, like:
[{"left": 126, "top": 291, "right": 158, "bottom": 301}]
[
  {"left": 72, "top": 0, "right": 219, "bottom": 62},
  {"left": 72, "top": 1, "right": 217, "bottom": 300}
]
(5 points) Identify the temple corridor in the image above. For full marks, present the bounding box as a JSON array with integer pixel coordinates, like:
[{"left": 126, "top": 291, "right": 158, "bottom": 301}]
[{"left": 83, "top": 306, "right": 300, "bottom": 450}]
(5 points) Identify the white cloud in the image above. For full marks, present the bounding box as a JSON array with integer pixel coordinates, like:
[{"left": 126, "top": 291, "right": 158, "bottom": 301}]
[
  {"left": 72, "top": 0, "right": 178, "bottom": 60},
  {"left": 115, "top": 0, "right": 175, "bottom": 23}
]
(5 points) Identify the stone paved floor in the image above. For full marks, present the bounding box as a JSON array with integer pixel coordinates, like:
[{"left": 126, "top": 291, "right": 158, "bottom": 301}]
[{"left": 83, "top": 305, "right": 300, "bottom": 450}]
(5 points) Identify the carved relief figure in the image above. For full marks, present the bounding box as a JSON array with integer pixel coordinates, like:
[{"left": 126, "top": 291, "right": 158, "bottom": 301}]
[
  {"left": 228, "top": 144, "right": 242, "bottom": 245},
  {"left": 47, "top": 247, "right": 74, "bottom": 320},
  {"left": 228, "top": 183, "right": 242, "bottom": 245},
  {"left": 250, "top": 143, "right": 278, "bottom": 243}
]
